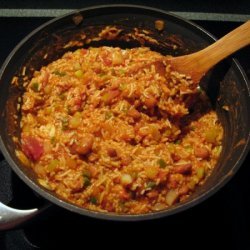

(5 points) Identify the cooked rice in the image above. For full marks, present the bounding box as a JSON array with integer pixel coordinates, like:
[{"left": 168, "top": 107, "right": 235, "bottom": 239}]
[{"left": 18, "top": 46, "right": 223, "bottom": 214}]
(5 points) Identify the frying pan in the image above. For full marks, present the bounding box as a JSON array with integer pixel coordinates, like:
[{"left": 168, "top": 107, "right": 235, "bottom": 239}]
[{"left": 0, "top": 5, "right": 249, "bottom": 229}]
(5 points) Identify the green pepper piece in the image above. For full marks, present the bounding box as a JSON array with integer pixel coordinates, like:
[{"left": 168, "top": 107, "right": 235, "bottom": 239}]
[
  {"left": 147, "top": 181, "right": 156, "bottom": 189},
  {"left": 31, "top": 82, "right": 39, "bottom": 92},
  {"left": 157, "top": 158, "right": 167, "bottom": 168},
  {"left": 89, "top": 197, "right": 97, "bottom": 204}
]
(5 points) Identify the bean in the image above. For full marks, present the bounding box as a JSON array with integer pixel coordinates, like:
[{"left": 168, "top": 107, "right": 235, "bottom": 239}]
[
  {"left": 174, "top": 162, "right": 192, "bottom": 174},
  {"left": 107, "top": 148, "right": 117, "bottom": 157},
  {"left": 178, "top": 185, "right": 190, "bottom": 195},
  {"left": 74, "top": 134, "right": 94, "bottom": 155},
  {"left": 194, "top": 146, "right": 210, "bottom": 159},
  {"left": 144, "top": 95, "right": 157, "bottom": 109},
  {"left": 127, "top": 108, "right": 141, "bottom": 120}
]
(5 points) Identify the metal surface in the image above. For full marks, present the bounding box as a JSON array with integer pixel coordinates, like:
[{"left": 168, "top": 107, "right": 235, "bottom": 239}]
[
  {"left": 0, "top": 202, "right": 37, "bottom": 230},
  {"left": 0, "top": 5, "right": 249, "bottom": 226},
  {"left": 1, "top": 8, "right": 249, "bottom": 22}
]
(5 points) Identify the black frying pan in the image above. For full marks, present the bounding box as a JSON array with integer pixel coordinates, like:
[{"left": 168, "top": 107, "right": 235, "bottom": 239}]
[{"left": 0, "top": 5, "right": 249, "bottom": 229}]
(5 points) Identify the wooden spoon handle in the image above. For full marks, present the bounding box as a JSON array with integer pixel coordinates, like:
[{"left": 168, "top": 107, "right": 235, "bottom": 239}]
[
  {"left": 189, "top": 20, "right": 250, "bottom": 74},
  {"left": 168, "top": 21, "right": 250, "bottom": 83}
]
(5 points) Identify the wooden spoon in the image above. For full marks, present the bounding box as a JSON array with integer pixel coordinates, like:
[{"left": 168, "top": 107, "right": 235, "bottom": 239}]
[{"left": 166, "top": 21, "right": 250, "bottom": 83}]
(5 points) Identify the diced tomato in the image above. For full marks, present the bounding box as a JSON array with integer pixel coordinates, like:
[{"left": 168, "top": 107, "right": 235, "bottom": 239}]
[
  {"left": 158, "top": 170, "right": 169, "bottom": 182},
  {"left": 120, "top": 189, "right": 130, "bottom": 200},
  {"left": 178, "top": 185, "right": 190, "bottom": 196},
  {"left": 102, "top": 89, "right": 121, "bottom": 105},
  {"left": 147, "top": 190, "right": 158, "bottom": 199},
  {"left": 58, "top": 82, "right": 72, "bottom": 93},
  {"left": 120, "top": 155, "right": 132, "bottom": 166},
  {"left": 144, "top": 95, "right": 157, "bottom": 109},
  {"left": 167, "top": 174, "right": 179, "bottom": 189},
  {"left": 42, "top": 71, "right": 50, "bottom": 86},
  {"left": 112, "top": 185, "right": 130, "bottom": 200},
  {"left": 81, "top": 49, "right": 87, "bottom": 56},
  {"left": 74, "top": 96, "right": 83, "bottom": 107},
  {"left": 68, "top": 92, "right": 86, "bottom": 114},
  {"left": 101, "top": 199, "right": 115, "bottom": 212},
  {"left": 127, "top": 108, "right": 141, "bottom": 120},
  {"left": 100, "top": 51, "right": 112, "bottom": 66},
  {"left": 174, "top": 162, "right": 192, "bottom": 175},
  {"left": 103, "top": 56, "right": 112, "bottom": 66},
  {"left": 22, "top": 136, "right": 44, "bottom": 161},
  {"left": 89, "top": 165, "right": 98, "bottom": 177},
  {"left": 171, "top": 152, "right": 181, "bottom": 162},
  {"left": 154, "top": 61, "right": 166, "bottom": 76},
  {"left": 94, "top": 67, "right": 102, "bottom": 74}
]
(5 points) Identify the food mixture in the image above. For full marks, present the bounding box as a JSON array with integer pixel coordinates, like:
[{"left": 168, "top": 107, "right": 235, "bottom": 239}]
[{"left": 17, "top": 47, "right": 223, "bottom": 214}]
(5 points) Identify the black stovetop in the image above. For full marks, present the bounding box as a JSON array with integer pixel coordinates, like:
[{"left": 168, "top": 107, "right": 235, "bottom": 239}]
[{"left": 0, "top": 13, "right": 249, "bottom": 250}]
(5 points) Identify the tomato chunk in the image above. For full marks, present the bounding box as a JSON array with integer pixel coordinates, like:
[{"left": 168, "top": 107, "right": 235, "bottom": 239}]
[{"left": 22, "top": 136, "right": 44, "bottom": 161}]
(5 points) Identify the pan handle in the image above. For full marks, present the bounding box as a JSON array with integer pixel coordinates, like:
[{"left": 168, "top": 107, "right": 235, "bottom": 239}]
[{"left": 0, "top": 201, "right": 38, "bottom": 230}]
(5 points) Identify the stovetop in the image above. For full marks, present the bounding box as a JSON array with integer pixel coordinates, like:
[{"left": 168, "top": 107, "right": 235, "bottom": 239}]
[{"left": 0, "top": 9, "right": 250, "bottom": 250}]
